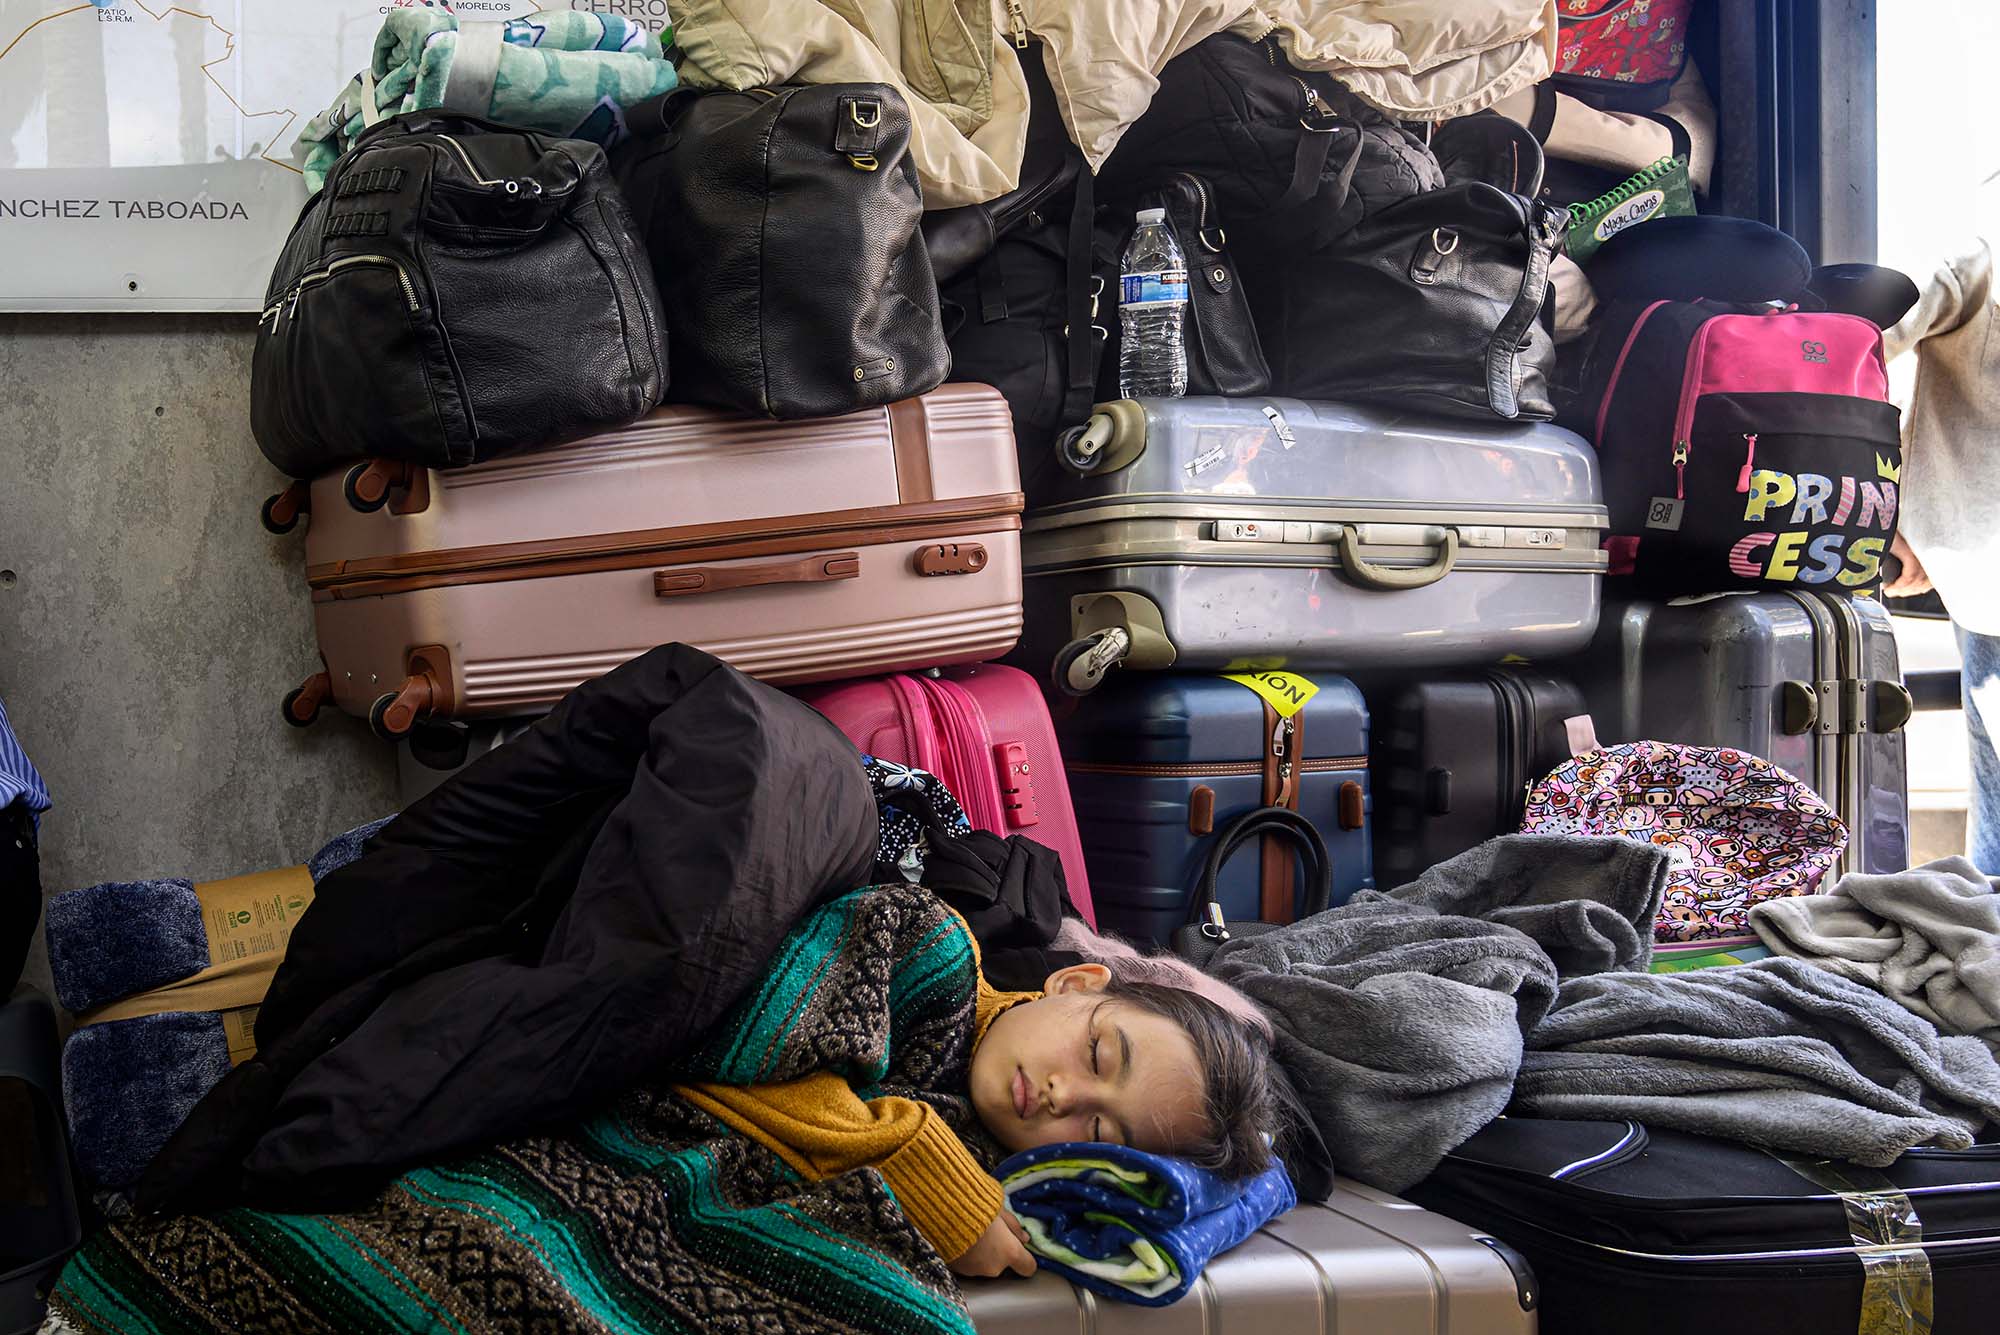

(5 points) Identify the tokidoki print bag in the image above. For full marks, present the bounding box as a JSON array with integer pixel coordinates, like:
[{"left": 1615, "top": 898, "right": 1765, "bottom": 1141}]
[
  {"left": 1581, "top": 299, "right": 1903, "bottom": 596},
  {"left": 1521, "top": 740, "right": 1848, "bottom": 944}
]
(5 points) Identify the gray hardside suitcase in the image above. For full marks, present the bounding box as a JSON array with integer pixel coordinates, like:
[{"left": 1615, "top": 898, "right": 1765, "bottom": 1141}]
[
  {"left": 1567, "top": 591, "right": 1912, "bottom": 877},
  {"left": 1018, "top": 397, "right": 1608, "bottom": 695},
  {"left": 964, "top": 1180, "right": 1539, "bottom": 1334}
]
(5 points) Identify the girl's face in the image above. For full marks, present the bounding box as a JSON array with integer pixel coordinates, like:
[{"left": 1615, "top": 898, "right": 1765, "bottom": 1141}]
[{"left": 968, "top": 965, "right": 1211, "bottom": 1157}]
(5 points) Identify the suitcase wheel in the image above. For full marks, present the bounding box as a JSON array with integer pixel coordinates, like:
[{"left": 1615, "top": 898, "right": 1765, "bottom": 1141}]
[
  {"left": 260, "top": 481, "right": 311, "bottom": 535},
  {"left": 342, "top": 463, "right": 392, "bottom": 514},
  {"left": 1053, "top": 628, "right": 1130, "bottom": 697},
  {"left": 281, "top": 670, "right": 331, "bottom": 728}
]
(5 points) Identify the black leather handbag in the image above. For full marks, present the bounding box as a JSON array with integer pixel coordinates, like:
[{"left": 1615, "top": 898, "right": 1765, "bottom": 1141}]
[
  {"left": 1099, "top": 33, "right": 1441, "bottom": 247},
  {"left": 251, "top": 111, "right": 667, "bottom": 477},
  {"left": 1244, "top": 182, "right": 1568, "bottom": 421},
  {"left": 1171, "top": 806, "right": 1332, "bottom": 970},
  {"left": 612, "top": 84, "right": 949, "bottom": 420},
  {"left": 1121, "top": 173, "right": 1271, "bottom": 398}
]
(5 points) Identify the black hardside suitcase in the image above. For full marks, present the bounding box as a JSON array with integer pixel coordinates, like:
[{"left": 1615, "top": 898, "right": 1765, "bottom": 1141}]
[
  {"left": 1408, "top": 1116, "right": 2000, "bottom": 1335},
  {"left": 1370, "top": 669, "right": 1589, "bottom": 890}
]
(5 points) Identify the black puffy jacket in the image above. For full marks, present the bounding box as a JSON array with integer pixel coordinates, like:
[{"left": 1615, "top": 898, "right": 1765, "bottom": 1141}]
[{"left": 138, "top": 645, "right": 878, "bottom": 1213}]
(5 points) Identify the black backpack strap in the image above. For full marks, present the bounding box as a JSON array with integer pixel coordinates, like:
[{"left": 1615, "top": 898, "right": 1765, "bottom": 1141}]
[
  {"left": 1064, "top": 153, "right": 1098, "bottom": 400},
  {"left": 1279, "top": 120, "right": 1339, "bottom": 211}
]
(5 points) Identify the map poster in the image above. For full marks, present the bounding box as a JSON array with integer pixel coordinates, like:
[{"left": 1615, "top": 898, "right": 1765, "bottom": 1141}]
[{"left": 0, "top": 0, "right": 672, "bottom": 311}]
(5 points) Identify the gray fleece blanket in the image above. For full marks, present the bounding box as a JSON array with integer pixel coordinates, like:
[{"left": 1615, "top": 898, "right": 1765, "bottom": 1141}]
[
  {"left": 1750, "top": 856, "right": 2000, "bottom": 1053},
  {"left": 1212, "top": 836, "right": 2000, "bottom": 1192}
]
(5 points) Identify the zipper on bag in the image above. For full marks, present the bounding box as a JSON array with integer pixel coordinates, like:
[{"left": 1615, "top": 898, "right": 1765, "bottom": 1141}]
[
  {"left": 915, "top": 675, "right": 1008, "bottom": 833},
  {"left": 261, "top": 254, "right": 419, "bottom": 330},
  {"left": 1272, "top": 713, "right": 1298, "bottom": 808},
  {"left": 1065, "top": 757, "right": 1365, "bottom": 779},
  {"left": 1666, "top": 316, "right": 1728, "bottom": 495}
]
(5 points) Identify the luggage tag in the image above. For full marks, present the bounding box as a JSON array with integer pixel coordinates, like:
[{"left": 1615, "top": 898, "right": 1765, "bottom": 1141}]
[
  {"left": 1221, "top": 670, "right": 1319, "bottom": 719},
  {"left": 1563, "top": 714, "right": 1600, "bottom": 758}
]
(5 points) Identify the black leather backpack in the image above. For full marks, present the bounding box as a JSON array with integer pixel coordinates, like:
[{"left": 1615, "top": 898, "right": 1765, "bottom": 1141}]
[
  {"left": 251, "top": 111, "right": 667, "bottom": 477},
  {"left": 612, "top": 83, "right": 949, "bottom": 420}
]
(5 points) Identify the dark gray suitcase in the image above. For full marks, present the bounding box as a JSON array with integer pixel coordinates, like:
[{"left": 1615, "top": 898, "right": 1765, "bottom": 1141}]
[
  {"left": 1372, "top": 669, "right": 1590, "bottom": 891},
  {"left": 1019, "top": 397, "right": 1608, "bottom": 694},
  {"left": 1567, "top": 591, "right": 1911, "bottom": 876},
  {"left": 964, "top": 1179, "right": 1539, "bottom": 1334}
]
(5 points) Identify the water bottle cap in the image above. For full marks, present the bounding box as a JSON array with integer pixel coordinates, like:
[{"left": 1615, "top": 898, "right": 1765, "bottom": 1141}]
[{"left": 1136, "top": 207, "right": 1167, "bottom": 224}]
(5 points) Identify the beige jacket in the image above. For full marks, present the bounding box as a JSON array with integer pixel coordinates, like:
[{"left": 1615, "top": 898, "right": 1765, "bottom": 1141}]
[
  {"left": 1884, "top": 240, "right": 2000, "bottom": 634},
  {"left": 667, "top": 0, "right": 1556, "bottom": 207}
]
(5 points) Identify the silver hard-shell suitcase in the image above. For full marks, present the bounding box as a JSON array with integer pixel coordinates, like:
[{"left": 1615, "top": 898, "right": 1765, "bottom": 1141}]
[
  {"left": 1567, "top": 591, "right": 1911, "bottom": 877},
  {"left": 965, "top": 1180, "right": 1539, "bottom": 1334},
  {"left": 1018, "top": 397, "right": 1608, "bottom": 694}
]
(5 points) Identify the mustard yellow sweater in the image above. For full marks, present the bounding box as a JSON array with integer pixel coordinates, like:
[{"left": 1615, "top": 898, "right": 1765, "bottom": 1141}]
[{"left": 679, "top": 928, "right": 1036, "bottom": 1263}]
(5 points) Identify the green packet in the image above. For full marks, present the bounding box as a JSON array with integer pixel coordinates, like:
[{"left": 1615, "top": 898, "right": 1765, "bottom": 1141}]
[{"left": 1565, "top": 155, "right": 1696, "bottom": 264}]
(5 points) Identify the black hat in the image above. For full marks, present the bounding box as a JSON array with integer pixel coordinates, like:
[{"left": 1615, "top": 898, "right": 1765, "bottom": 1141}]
[
  {"left": 1805, "top": 263, "right": 1922, "bottom": 330},
  {"left": 1586, "top": 214, "right": 1812, "bottom": 304}
]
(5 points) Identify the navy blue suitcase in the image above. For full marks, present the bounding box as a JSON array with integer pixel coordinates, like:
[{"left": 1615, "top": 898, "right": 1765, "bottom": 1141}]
[{"left": 1053, "top": 673, "right": 1371, "bottom": 945}]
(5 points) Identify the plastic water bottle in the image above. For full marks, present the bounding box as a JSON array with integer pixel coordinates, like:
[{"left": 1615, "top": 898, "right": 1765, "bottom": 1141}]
[{"left": 1118, "top": 207, "right": 1189, "bottom": 399}]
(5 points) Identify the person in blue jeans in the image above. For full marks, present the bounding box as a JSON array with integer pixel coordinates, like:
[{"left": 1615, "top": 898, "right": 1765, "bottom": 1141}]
[{"left": 1883, "top": 231, "right": 2000, "bottom": 872}]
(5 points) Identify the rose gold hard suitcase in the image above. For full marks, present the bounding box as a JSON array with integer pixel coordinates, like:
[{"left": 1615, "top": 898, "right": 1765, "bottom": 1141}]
[
  {"left": 273, "top": 385, "right": 1024, "bottom": 737},
  {"left": 964, "top": 1180, "right": 1539, "bottom": 1334}
]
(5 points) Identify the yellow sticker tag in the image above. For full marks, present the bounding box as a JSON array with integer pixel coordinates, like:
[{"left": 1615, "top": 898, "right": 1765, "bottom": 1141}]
[{"left": 1221, "top": 670, "right": 1320, "bottom": 718}]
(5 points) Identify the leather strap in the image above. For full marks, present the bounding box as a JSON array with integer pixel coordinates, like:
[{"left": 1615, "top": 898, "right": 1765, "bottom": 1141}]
[
  {"left": 887, "top": 398, "right": 934, "bottom": 505},
  {"left": 1279, "top": 120, "right": 1337, "bottom": 211},
  {"left": 1528, "top": 83, "right": 1558, "bottom": 144},
  {"left": 1064, "top": 153, "right": 1097, "bottom": 398},
  {"left": 1186, "top": 806, "right": 1332, "bottom": 929},
  {"left": 1486, "top": 197, "right": 1565, "bottom": 418},
  {"left": 975, "top": 251, "right": 1010, "bottom": 323},
  {"left": 1652, "top": 111, "right": 1693, "bottom": 163},
  {"left": 440, "top": 20, "right": 507, "bottom": 116}
]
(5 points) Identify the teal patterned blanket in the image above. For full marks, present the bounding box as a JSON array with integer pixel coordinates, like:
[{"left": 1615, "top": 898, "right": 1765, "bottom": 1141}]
[
  {"left": 297, "top": 4, "right": 676, "bottom": 193},
  {"left": 51, "top": 885, "right": 993, "bottom": 1335}
]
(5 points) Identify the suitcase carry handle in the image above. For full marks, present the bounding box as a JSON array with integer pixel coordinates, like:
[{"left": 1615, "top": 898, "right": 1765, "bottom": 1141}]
[
  {"left": 1188, "top": 806, "right": 1333, "bottom": 928},
  {"left": 1171, "top": 806, "right": 1331, "bottom": 967},
  {"left": 1337, "top": 524, "right": 1458, "bottom": 590},
  {"left": 653, "top": 552, "right": 861, "bottom": 598}
]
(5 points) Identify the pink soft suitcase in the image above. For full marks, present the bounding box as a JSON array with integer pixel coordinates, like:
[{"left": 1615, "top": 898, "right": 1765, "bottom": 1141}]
[
  {"left": 797, "top": 663, "right": 1095, "bottom": 925},
  {"left": 277, "top": 386, "right": 1024, "bottom": 736}
]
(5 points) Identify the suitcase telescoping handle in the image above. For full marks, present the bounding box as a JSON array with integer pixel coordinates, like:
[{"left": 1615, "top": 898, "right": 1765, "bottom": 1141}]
[{"left": 654, "top": 552, "right": 861, "bottom": 598}]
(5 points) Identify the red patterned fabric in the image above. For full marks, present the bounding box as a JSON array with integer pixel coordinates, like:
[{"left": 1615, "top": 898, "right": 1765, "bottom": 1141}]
[{"left": 1556, "top": 0, "right": 1696, "bottom": 91}]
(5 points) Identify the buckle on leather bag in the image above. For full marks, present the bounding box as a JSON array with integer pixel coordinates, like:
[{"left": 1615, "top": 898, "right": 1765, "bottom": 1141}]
[
  {"left": 847, "top": 153, "right": 879, "bottom": 171},
  {"left": 850, "top": 100, "right": 881, "bottom": 129}
]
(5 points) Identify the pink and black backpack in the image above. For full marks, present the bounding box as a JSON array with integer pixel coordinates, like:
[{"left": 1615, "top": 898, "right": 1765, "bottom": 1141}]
[{"left": 1578, "top": 299, "right": 1903, "bottom": 596}]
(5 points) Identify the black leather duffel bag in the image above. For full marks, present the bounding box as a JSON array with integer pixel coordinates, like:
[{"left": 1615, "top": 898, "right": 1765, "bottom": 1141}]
[
  {"left": 1097, "top": 33, "right": 1442, "bottom": 248},
  {"left": 1242, "top": 183, "right": 1568, "bottom": 421},
  {"left": 612, "top": 84, "right": 949, "bottom": 420},
  {"left": 251, "top": 111, "right": 667, "bottom": 477}
]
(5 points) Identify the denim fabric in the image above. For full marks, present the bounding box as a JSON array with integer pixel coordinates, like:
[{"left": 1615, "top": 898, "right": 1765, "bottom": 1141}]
[{"left": 1955, "top": 623, "right": 2000, "bottom": 874}]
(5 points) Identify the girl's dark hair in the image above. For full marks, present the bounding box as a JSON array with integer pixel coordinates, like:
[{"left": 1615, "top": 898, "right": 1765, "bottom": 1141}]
[{"left": 1095, "top": 979, "right": 1278, "bottom": 1182}]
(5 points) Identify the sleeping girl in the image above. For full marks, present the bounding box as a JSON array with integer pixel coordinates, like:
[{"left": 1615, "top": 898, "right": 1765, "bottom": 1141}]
[{"left": 48, "top": 882, "right": 1281, "bottom": 1335}]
